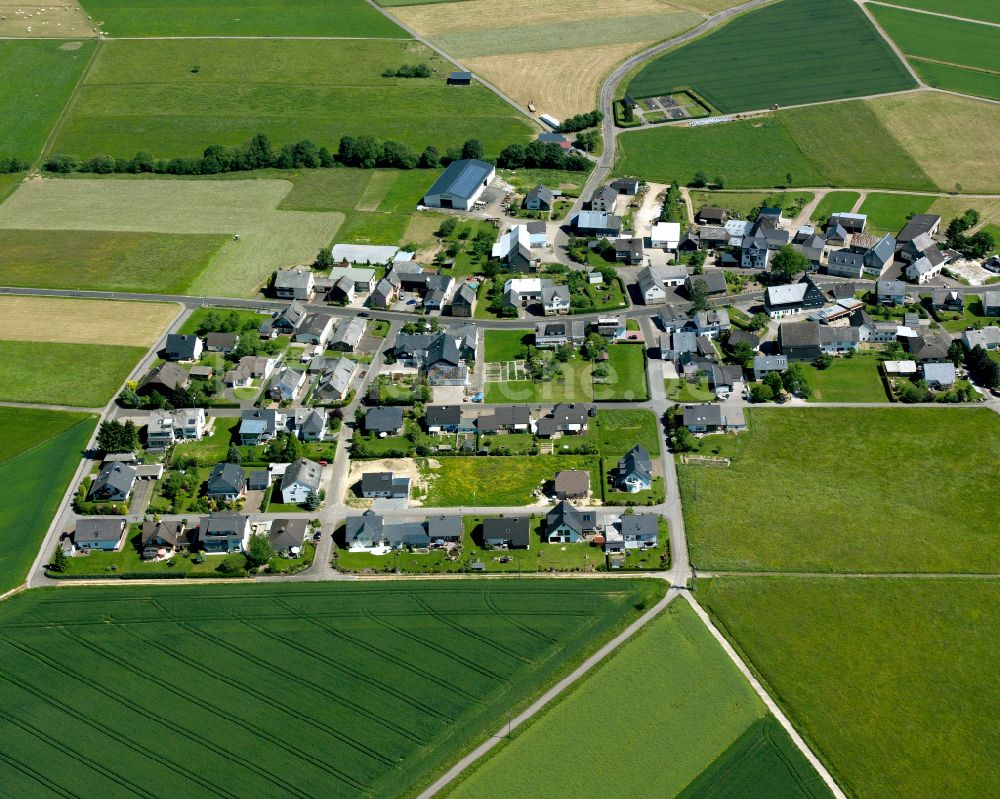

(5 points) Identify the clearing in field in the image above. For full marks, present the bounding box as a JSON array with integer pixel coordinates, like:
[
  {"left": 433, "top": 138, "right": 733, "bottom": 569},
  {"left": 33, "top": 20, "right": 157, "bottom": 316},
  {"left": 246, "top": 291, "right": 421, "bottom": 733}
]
[
  {"left": 0, "top": 3, "right": 95, "bottom": 37},
  {"left": 51, "top": 39, "right": 532, "bottom": 160},
  {"left": 0, "top": 407, "right": 95, "bottom": 594},
  {"left": 628, "top": 0, "right": 914, "bottom": 112},
  {"left": 449, "top": 599, "right": 832, "bottom": 799},
  {"left": 858, "top": 192, "right": 935, "bottom": 235},
  {"left": 0, "top": 40, "right": 95, "bottom": 161},
  {"left": 678, "top": 408, "right": 1000, "bottom": 573},
  {"left": 0, "top": 580, "right": 663, "bottom": 798},
  {"left": 0, "top": 295, "right": 177, "bottom": 346},
  {"left": 699, "top": 576, "right": 1000, "bottom": 799},
  {"left": 0, "top": 177, "right": 342, "bottom": 296},
  {"left": 77, "top": 0, "right": 408, "bottom": 37}
]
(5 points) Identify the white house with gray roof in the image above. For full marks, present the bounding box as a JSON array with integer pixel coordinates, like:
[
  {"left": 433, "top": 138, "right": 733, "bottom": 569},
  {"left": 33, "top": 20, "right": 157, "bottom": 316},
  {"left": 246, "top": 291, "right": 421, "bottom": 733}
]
[{"left": 280, "top": 458, "right": 323, "bottom": 504}]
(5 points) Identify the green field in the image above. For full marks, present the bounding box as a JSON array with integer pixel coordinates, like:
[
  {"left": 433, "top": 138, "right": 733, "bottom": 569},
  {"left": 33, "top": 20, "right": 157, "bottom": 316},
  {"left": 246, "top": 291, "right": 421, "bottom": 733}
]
[
  {"left": 79, "top": 0, "right": 408, "bottom": 37},
  {"left": 422, "top": 455, "right": 601, "bottom": 506},
  {"left": 617, "top": 101, "right": 936, "bottom": 191},
  {"left": 699, "top": 576, "right": 1000, "bottom": 799},
  {"left": 858, "top": 192, "right": 935, "bottom": 234},
  {"left": 0, "top": 340, "right": 145, "bottom": 407},
  {"left": 595, "top": 344, "right": 648, "bottom": 401},
  {"left": 484, "top": 359, "right": 594, "bottom": 403},
  {"left": 691, "top": 191, "right": 814, "bottom": 220},
  {"left": 878, "top": 0, "right": 1000, "bottom": 24},
  {"left": 0, "top": 580, "right": 663, "bottom": 799},
  {"left": 811, "top": 191, "right": 861, "bottom": 223},
  {"left": 0, "top": 40, "right": 96, "bottom": 161},
  {"left": 805, "top": 354, "right": 889, "bottom": 403},
  {"left": 679, "top": 408, "right": 1000, "bottom": 572},
  {"left": 0, "top": 408, "right": 95, "bottom": 594},
  {"left": 595, "top": 409, "right": 660, "bottom": 456},
  {"left": 871, "top": 5, "right": 1000, "bottom": 75},
  {"left": 627, "top": 0, "right": 914, "bottom": 112},
  {"left": 0, "top": 229, "right": 226, "bottom": 293},
  {"left": 484, "top": 329, "right": 532, "bottom": 363},
  {"left": 911, "top": 59, "right": 1000, "bottom": 102},
  {"left": 449, "top": 599, "right": 830, "bottom": 799},
  {"left": 53, "top": 39, "right": 532, "bottom": 159}
]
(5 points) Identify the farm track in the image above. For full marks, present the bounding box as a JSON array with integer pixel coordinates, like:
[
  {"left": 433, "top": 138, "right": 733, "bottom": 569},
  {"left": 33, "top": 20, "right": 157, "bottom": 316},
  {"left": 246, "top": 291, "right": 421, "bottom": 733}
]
[{"left": 863, "top": 1, "right": 1000, "bottom": 28}]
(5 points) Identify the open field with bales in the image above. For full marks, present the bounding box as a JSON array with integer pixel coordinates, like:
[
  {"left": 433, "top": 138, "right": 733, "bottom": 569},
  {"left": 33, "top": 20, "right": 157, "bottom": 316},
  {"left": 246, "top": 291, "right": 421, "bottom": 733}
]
[
  {"left": 448, "top": 600, "right": 831, "bottom": 799},
  {"left": 0, "top": 3, "right": 95, "bottom": 37},
  {"left": 0, "top": 295, "right": 177, "bottom": 347},
  {"left": 0, "top": 580, "right": 663, "bottom": 798},
  {"left": 79, "top": 0, "right": 409, "bottom": 37},
  {"left": 0, "top": 408, "right": 95, "bottom": 593},
  {"left": 51, "top": 39, "right": 532, "bottom": 160},
  {"left": 699, "top": 576, "right": 1000, "bottom": 799},
  {"left": 679, "top": 408, "right": 1000, "bottom": 573},
  {"left": 628, "top": 0, "right": 914, "bottom": 112},
  {"left": 0, "top": 39, "right": 95, "bottom": 160}
]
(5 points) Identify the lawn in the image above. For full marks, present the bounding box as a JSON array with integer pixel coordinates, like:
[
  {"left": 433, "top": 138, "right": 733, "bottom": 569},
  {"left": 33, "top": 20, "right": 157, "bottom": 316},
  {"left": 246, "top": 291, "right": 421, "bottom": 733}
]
[
  {"left": 0, "top": 229, "right": 227, "bottom": 293},
  {"left": 935, "top": 295, "right": 992, "bottom": 333},
  {"left": 627, "top": 0, "right": 914, "bottom": 112},
  {"left": 0, "top": 408, "right": 95, "bottom": 594},
  {"left": 0, "top": 40, "right": 96, "bottom": 160},
  {"left": 678, "top": 408, "right": 1000, "bottom": 572},
  {"left": 52, "top": 39, "right": 532, "bottom": 159},
  {"left": 484, "top": 329, "right": 532, "bottom": 363},
  {"left": 0, "top": 580, "right": 664, "bottom": 799},
  {"left": 0, "top": 340, "right": 146, "bottom": 407},
  {"left": 810, "top": 191, "right": 861, "bottom": 224},
  {"left": 498, "top": 168, "right": 589, "bottom": 198},
  {"left": 858, "top": 192, "right": 935, "bottom": 235},
  {"left": 172, "top": 417, "right": 240, "bottom": 464},
  {"left": 594, "top": 344, "right": 648, "bottom": 401},
  {"left": 870, "top": 5, "right": 1000, "bottom": 75},
  {"left": 666, "top": 377, "right": 716, "bottom": 403},
  {"left": 448, "top": 599, "right": 829, "bottom": 799},
  {"left": 699, "top": 576, "right": 1000, "bottom": 799},
  {"left": 79, "top": 0, "right": 408, "bottom": 37},
  {"left": 421, "top": 455, "right": 600, "bottom": 506},
  {"left": 595, "top": 409, "right": 660, "bottom": 456},
  {"left": 805, "top": 354, "right": 889, "bottom": 403},
  {"left": 690, "top": 191, "right": 814, "bottom": 220},
  {"left": 484, "top": 358, "right": 594, "bottom": 403}
]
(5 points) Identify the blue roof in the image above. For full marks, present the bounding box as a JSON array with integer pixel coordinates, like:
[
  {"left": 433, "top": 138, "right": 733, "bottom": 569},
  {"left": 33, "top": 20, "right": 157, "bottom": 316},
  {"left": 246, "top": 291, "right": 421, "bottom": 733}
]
[
  {"left": 450, "top": 71, "right": 472, "bottom": 79},
  {"left": 240, "top": 420, "right": 266, "bottom": 434},
  {"left": 425, "top": 160, "right": 493, "bottom": 202}
]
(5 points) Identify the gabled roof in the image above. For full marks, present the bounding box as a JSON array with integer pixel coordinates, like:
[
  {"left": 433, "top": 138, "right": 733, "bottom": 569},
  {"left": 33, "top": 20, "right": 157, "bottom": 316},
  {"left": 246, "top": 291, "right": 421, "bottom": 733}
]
[
  {"left": 621, "top": 515, "right": 658, "bottom": 539},
  {"left": 482, "top": 517, "right": 530, "bottom": 546},
  {"left": 365, "top": 406, "right": 404, "bottom": 434},
  {"left": 165, "top": 333, "right": 200, "bottom": 359},
  {"left": 269, "top": 518, "right": 308, "bottom": 549},
  {"left": 75, "top": 518, "right": 125, "bottom": 543},
  {"left": 91, "top": 462, "right": 136, "bottom": 497},
  {"left": 897, "top": 213, "right": 940, "bottom": 243},
  {"left": 282, "top": 458, "right": 322, "bottom": 491},
  {"left": 545, "top": 499, "right": 596, "bottom": 534},
  {"left": 426, "top": 405, "right": 462, "bottom": 427},
  {"left": 207, "top": 462, "right": 245, "bottom": 495},
  {"left": 526, "top": 184, "right": 554, "bottom": 204},
  {"left": 618, "top": 445, "right": 652, "bottom": 482}
]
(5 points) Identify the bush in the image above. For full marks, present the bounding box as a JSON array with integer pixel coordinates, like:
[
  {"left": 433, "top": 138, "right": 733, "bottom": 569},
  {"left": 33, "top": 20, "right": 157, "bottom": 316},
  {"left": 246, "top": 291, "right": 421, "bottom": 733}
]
[{"left": 218, "top": 553, "right": 247, "bottom": 574}]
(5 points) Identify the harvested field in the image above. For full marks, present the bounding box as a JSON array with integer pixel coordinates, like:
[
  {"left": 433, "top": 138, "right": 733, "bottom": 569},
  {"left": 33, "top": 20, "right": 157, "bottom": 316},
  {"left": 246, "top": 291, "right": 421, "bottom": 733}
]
[
  {"left": 0, "top": 3, "right": 95, "bottom": 37},
  {"left": 0, "top": 296, "right": 177, "bottom": 347},
  {"left": 928, "top": 196, "right": 1000, "bottom": 233},
  {"left": 465, "top": 42, "right": 656, "bottom": 119}
]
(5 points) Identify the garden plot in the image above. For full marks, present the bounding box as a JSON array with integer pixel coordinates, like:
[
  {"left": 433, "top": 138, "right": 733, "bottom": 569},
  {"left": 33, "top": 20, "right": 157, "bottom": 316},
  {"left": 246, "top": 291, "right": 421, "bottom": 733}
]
[
  {"left": 0, "top": 178, "right": 343, "bottom": 296},
  {"left": 483, "top": 360, "right": 528, "bottom": 382}
]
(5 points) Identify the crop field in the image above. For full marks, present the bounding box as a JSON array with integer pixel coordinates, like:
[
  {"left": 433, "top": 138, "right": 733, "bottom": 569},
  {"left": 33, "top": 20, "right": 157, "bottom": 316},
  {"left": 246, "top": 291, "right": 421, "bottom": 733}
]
[
  {"left": 699, "top": 576, "right": 1000, "bottom": 799},
  {"left": 449, "top": 600, "right": 830, "bottom": 799},
  {"left": 0, "top": 408, "right": 95, "bottom": 594},
  {"left": 0, "top": 295, "right": 177, "bottom": 347},
  {"left": 858, "top": 192, "right": 935, "bottom": 235},
  {"left": 0, "top": 40, "right": 95, "bottom": 160},
  {"left": 870, "top": 5, "right": 1000, "bottom": 75},
  {"left": 810, "top": 191, "right": 861, "bottom": 223},
  {"left": 628, "top": 0, "right": 914, "bottom": 112},
  {"left": 877, "top": 0, "right": 1000, "bottom": 24},
  {"left": 678, "top": 408, "right": 1000, "bottom": 573},
  {"left": 0, "top": 177, "right": 342, "bottom": 296},
  {"left": 421, "top": 455, "right": 601, "bottom": 506},
  {"left": 0, "top": 229, "right": 227, "bottom": 293},
  {"left": 912, "top": 59, "right": 1000, "bottom": 102},
  {"left": 0, "top": 580, "right": 663, "bottom": 799},
  {"left": 79, "top": 0, "right": 408, "bottom": 37},
  {"left": 52, "top": 39, "right": 532, "bottom": 160},
  {"left": 617, "top": 100, "right": 938, "bottom": 191}
]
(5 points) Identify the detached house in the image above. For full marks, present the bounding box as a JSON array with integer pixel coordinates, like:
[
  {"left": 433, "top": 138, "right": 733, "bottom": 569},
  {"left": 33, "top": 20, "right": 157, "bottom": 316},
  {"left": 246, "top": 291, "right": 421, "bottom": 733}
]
[
  {"left": 269, "top": 367, "right": 306, "bottom": 402},
  {"left": 682, "top": 404, "right": 746, "bottom": 433},
  {"left": 164, "top": 333, "right": 203, "bottom": 362},
  {"left": 621, "top": 515, "right": 659, "bottom": 549},
  {"left": 524, "top": 184, "right": 554, "bottom": 212},
  {"left": 360, "top": 472, "right": 410, "bottom": 499},
  {"left": 536, "top": 403, "right": 591, "bottom": 437},
  {"left": 272, "top": 300, "right": 308, "bottom": 334},
  {"left": 450, "top": 283, "right": 477, "bottom": 318},
  {"left": 146, "top": 408, "right": 206, "bottom": 448},
  {"left": 74, "top": 518, "right": 127, "bottom": 552},
  {"left": 545, "top": 501, "right": 597, "bottom": 543},
  {"left": 206, "top": 463, "right": 246, "bottom": 501},
  {"left": 198, "top": 514, "right": 250, "bottom": 554},
  {"left": 482, "top": 517, "right": 531, "bottom": 549},
  {"left": 314, "top": 357, "right": 357, "bottom": 403},
  {"left": 239, "top": 409, "right": 286, "bottom": 446},
  {"left": 542, "top": 284, "right": 571, "bottom": 316},
  {"left": 553, "top": 469, "right": 590, "bottom": 500},
  {"left": 280, "top": 458, "right": 323, "bottom": 505},
  {"left": 274, "top": 268, "right": 315, "bottom": 300},
  {"left": 617, "top": 445, "right": 652, "bottom": 493},
  {"left": 140, "top": 519, "right": 190, "bottom": 559},
  {"left": 89, "top": 462, "right": 136, "bottom": 502},
  {"left": 294, "top": 313, "right": 334, "bottom": 346},
  {"left": 764, "top": 277, "right": 826, "bottom": 319},
  {"left": 876, "top": 279, "right": 907, "bottom": 306}
]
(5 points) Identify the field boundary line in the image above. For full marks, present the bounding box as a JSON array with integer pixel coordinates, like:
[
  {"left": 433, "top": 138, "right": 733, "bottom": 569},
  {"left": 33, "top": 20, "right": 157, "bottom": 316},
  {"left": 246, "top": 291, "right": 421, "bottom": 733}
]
[
  {"left": 698, "top": 570, "right": 1000, "bottom": 579},
  {"left": 864, "top": 1, "right": 1000, "bottom": 29},
  {"left": 416, "top": 588, "right": 679, "bottom": 798},
  {"left": 682, "top": 592, "right": 848, "bottom": 799},
  {"left": 854, "top": 0, "right": 924, "bottom": 86}
]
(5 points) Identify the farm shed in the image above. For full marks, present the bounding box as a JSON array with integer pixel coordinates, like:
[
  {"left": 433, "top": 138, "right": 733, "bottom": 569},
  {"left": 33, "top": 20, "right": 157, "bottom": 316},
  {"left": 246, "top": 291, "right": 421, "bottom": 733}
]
[{"left": 422, "top": 159, "right": 495, "bottom": 211}]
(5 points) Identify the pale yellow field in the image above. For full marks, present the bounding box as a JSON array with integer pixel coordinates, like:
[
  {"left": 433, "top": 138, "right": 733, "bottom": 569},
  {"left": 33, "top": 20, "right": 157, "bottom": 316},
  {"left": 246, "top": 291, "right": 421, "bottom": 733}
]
[
  {"left": 670, "top": 0, "right": 753, "bottom": 13},
  {"left": 929, "top": 197, "right": 1000, "bottom": 232},
  {"left": 466, "top": 42, "right": 657, "bottom": 119},
  {"left": 0, "top": 296, "right": 178, "bottom": 346},
  {"left": 871, "top": 92, "right": 1000, "bottom": 195},
  {"left": 0, "top": 3, "right": 95, "bottom": 37}
]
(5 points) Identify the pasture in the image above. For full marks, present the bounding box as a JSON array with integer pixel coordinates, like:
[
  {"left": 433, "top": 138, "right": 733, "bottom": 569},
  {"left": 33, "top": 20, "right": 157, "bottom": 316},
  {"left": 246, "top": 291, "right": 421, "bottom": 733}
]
[
  {"left": 79, "top": 0, "right": 408, "bottom": 37},
  {"left": 0, "top": 295, "right": 177, "bottom": 347},
  {"left": 811, "top": 191, "right": 861, "bottom": 223},
  {"left": 421, "top": 455, "right": 601, "bottom": 506},
  {"left": 870, "top": 5, "right": 1000, "bottom": 75},
  {"left": 447, "top": 600, "right": 821, "bottom": 799},
  {"left": 0, "top": 3, "right": 95, "bottom": 37},
  {"left": 0, "top": 177, "right": 342, "bottom": 296},
  {"left": 0, "top": 40, "right": 95, "bottom": 160},
  {"left": 0, "top": 229, "right": 226, "bottom": 293},
  {"left": 0, "top": 580, "right": 663, "bottom": 799},
  {"left": 699, "top": 576, "right": 1000, "bottom": 799},
  {"left": 858, "top": 192, "right": 935, "bottom": 235},
  {"left": 627, "top": 0, "right": 914, "bottom": 112},
  {"left": 678, "top": 408, "right": 1000, "bottom": 572},
  {"left": 52, "top": 39, "right": 532, "bottom": 159},
  {"left": 0, "top": 408, "right": 95, "bottom": 594}
]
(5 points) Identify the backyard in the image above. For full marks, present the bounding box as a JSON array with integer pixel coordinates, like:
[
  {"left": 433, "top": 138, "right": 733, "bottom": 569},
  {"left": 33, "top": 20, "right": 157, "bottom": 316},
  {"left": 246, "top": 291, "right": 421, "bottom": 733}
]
[{"left": 805, "top": 354, "right": 889, "bottom": 403}]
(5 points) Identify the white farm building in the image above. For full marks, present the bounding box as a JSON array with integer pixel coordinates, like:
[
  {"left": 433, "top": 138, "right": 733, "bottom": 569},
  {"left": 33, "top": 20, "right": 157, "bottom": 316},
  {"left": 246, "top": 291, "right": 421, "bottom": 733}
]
[{"left": 422, "top": 159, "right": 495, "bottom": 210}]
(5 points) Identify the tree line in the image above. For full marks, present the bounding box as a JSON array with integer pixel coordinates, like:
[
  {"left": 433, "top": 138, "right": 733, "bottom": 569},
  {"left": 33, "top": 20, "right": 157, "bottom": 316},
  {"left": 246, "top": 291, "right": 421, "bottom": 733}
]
[
  {"left": 945, "top": 209, "right": 996, "bottom": 260},
  {"left": 0, "top": 157, "right": 29, "bottom": 174},
  {"left": 496, "top": 140, "right": 591, "bottom": 172},
  {"left": 559, "top": 110, "right": 602, "bottom": 133}
]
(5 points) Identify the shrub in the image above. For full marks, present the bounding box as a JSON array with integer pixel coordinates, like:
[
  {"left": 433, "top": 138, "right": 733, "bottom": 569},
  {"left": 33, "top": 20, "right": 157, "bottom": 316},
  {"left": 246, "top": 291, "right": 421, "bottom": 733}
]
[{"left": 218, "top": 553, "right": 247, "bottom": 574}]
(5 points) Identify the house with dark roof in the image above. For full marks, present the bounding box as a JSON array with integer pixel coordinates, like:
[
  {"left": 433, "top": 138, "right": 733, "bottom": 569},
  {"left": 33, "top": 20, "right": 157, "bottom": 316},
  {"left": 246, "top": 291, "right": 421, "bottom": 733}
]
[
  {"left": 535, "top": 319, "right": 585, "bottom": 348},
  {"left": 450, "top": 283, "right": 477, "bottom": 317},
  {"left": 610, "top": 177, "right": 640, "bottom": 195},
  {"left": 139, "top": 362, "right": 190, "bottom": 397},
  {"left": 89, "top": 462, "right": 136, "bottom": 502},
  {"left": 896, "top": 213, "right": 941, "bottom": 244},
  {"left": 447, "top": 70, "right": 472, "bottom": 85},
  {"left": 573, "top": 210, "right": 622, "bottom": 238},
  {"left": 545, "top": 501, "right": 597, "bottom": 543},
  {"left": 268, "top": 518, "right": 309, "bottom": 555},
  {"left": 728, "top": 328, "right": 760, "bottom": 351},
  {"left": 535, "top": 403, "right": 592, "bottom": 437},
  {"left": 696, "top": 206, "right": 727, "bottom": 225},
  {"left": 74, "top": 518, "right": 127, "bottom": 551},
  {"left": 394, "top": 331, "right": 470, "bottom": 385},
  {"left": 682, "top": 403, "right": 746, "bottom": 433},
  {"left": 876, "top": 279, "right": 907, "bottom": 306},
  {"left": 292, "top": 407, "right": 328, "bottom": 442},
  {"left": 826, "top": 249, "right": 866, "bottom": 279},
  {"left": 140, "top": 519, "right": 190, "bottom": 559},
  {"left": 553, "top": 469, "right": 590, "bottom": 500},
  {"left": 685, "top": 271, "right": 727, "bottom": 298},
  {"left": 753, "top": 354, "right": 787, "bottom": 380},
  {"left": 615, "top": 236, "right": 645, "bottom": 266},
  {"left": 268, "top": 367, "right": 306, "bottom": 402},
  {"left": 622, "top": 515, "right": 659, "bottom": 549},
  {"left": 364, "top": 406, "right": 404, "bottom": 436},
  {"left": 198, "top": 514, "right": 250, "bottom": 554},
  {"left": 294, "top": 313, "right": 334, "bottom": 346},
  {"left": 931, "top": 288, "right": 964, "bottom": 312},
  {"left": 274, "top": 267, "right": 315, "bottom": 300},
  {"left": 481, "top": 517, "right": 531, "bottom": 549},
  {"left": 658, "top": 305, "right": 692, "bottom": 333},
  {"left": 425, "top": 405, "right": 463, "bottom": 433},
  {"left": 427, "top": 515, "right": 463, "bottom": 545},
  {"left": 204, "top": 332, "right": 239, "bottom": 354},
  {"left": 272, "top": 300, "right": 308, "bottom": 333},
  {"left": 280, "top": 458, "right": 323, "bottom": 505},
  {"left": 164, "top": 333, "right": 203, "bottom": 362},
  {"left": 588, "top": 185, "right": 618, "bottom": 213},
  {"left": 206, "top": 462, "right": 246, "bottom": 501},
  {"left": 907, "top": 328, "right": 953, "bottom": 362},
  {"left": 422, "top": 159, "right": 495, "bottom": 210},
  {"left": 779, "top": 321, "right": 861, "bottom": 360},
  {"left": 477, "top": 405, "right": 532, "bottom": 435},
  {"left": 239, "top": 408, "right": 286, "bottom": 446},
  {"left": 360, "top": 471, "right": 410, "bottom": 499},
  {"left": 764, "top": 276, "right": 826, "bottom": 319},
  {"left": 617, "top": 445, "right": 652, "bottom": 493},
  {"left": 524, "top": 185, "right": 554, "bottom": 211}
]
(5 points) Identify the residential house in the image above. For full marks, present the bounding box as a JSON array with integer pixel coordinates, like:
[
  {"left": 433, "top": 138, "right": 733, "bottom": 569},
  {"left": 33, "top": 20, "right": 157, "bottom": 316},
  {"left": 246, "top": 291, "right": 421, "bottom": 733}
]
[
  {"left": 896, "top": 213, "right": 941, "bottom": 245},
  {"left": 685, "top": 271, "right": 727, "bottom": 297},
  {"left": 492, "top": 225, "right": 536, "bottom": 271},
  {"left": 535, "top": 319, "right": 585, "bottom": 348},
  {"left": 740, "top": 218, "right": 789, "bottom": 269},
  {"left": 272, "top": 300, "right": 308, "bottom": 334},
  {"left": 593, "top": 315, "right": 625, "bottom": 339},
  {"left": 422, "top": 159, "right": 495, "bottom": 210},
  {"left": 364, "top": 406, "right": 404, "bottom": 436},
  {"left": 423, "top": 274, "right": 455, "bottom": 311},
  {"left": 922, "top": 362, "right": 956, "bottom": 389},
  {"left": 314, "top": 357, "right": 357, "bottom": 403},
  {"left": 658, "top": 305, "right": 692, "bottom": 333},
  {"left": 394, "top": 331, "right": 470, "bottom": 385},
  {"left": 450, "top": 283, "right": 477, "bottom": 317},
  {"left": 574, "top": 210, "right": 622, "bottom": 238},
  {"left": 268, "top": 518, "right": 309, "bottom": 555},
  {"left": 140, "top": 519, "right": 189, "bottom": 559},
  {"left": 962, "top": 327, "right": 1000, "bottom": 351},
  {"left": 545, "top": 501, "right": 597, "bottom": 543},
  {"left": 728, "top": 328, "right": 760, "bottom": 351},
  {"left": 588, "top": 185, "right": 618, "bottom": 212},
  {"left": 146, "top": 408, "right": 206, "bottom": 448},
  {"left": 709, "top": 364, "right": 744, "bottom": 394},
  {"left": 663, "top": 330, "right": 699, "bottom": 362},
  {"left": 238, "top": 409, "right": 287, "bottom": 445},
  {"left": 503, "top": 277, "right": 546, "bottom": 309},
  {"left": 360, "top": 472, "right": 410, "bottom": 499},
  {"left": 617, "top": 445, "right": 652, "bottom": 493},
  {"left": 753, "top": 354, "right": 787, "bottom": 381},
  {"left": 824, "top": 221, "right": 848, "bottom": 247},
  {"left": 615, "top": 237, "right": 645, "bottom": 265},
  {"left": 553, "top": 470, "right": 591, "bottom": 500},
  {"left": 693, "top": 309, "right": 730, "bottom": 339},
  {"left": 826, "top": 249, "right": 866, "bottom": 279},
  {"left": 345, "top": 511, "right": 385, "bottom": 549},
  {"left": 74, "top": 518, "right": 127, "bottom": 552},
  {"left": 876, "top": 279, "right": 907, "bottom": 306},
  {"left": 204, "top": 332, "right": 239, "bottom": 354},
  {"left": 764, "top": 277, "right": 826, "bottom": 319},
  {"left": 682, "top": 404, "right": 747, "bottom": 433},
  {"left": 280, "top": 458, "right": 323, "bottom": 504},
  {"left": 857, "top": 232, "right": 896, "bottom": 275},
  {"left": 535, "top": 403, "right": 592, "bottom": 437},
  {"left": 89, "top": 462, "right": 136, "bottom": 502},
  {"left": 328, "top": 265, "right": 377, "bottom": 294},
  {"left": 638, "top": 265, "right": 687, "bottom": 304},
  {"left": 269, "top": 367, "right": 306, "bottom": 402},
  {"left": 292, "top": 408, "right": 328, "bottom": 442},
  {"left": 850, "top": 310, "right": 899, "bottom": 344},
  {"left": 931, "top": 289, "right": 964, "bottom": 312},
  {"left": 696, "top": 206, "right": 727, "bottom": 225},
  {"left": 650, "top": 222, "right": 681, "bottom": 251},
  {"left": 164, "top": 333, "right": 203, "bottom": 362},
  {"left": 906, "top": 253, "right": 945, "bottom": 284},
  {"left": 477, "top": 405, "right": 532, "bottom": 435},
  {"left": 427, "top": 516, "right": 463, "bottom": 545},
  {"left": 224, "top": 355, "right": 275, "bottom": 388},
  {"left": 206, "top": 462, "right": 246, "bottom": 501},
  {"left": 542, "top": 284, "right": 571, "bottom": 316},
  {"left": 621, "top": 515, "right": 658, "bottom": 550},
  {"left": 425, "top": 405, "right": 463, "bottom": 433},
  {"left": 524, "top": 184, "right": 554, "bottom": 212},
  {"left": 294, "top": 313, "right": 334, "bottom": 346},
  {"left": 198, "top": 514, "right": 250, "bottom": 554},
  {"left": 698, "top": 226, "right": 730, "bottom": 250},
  {"left": 274, "top": 268, "right": 315, "bottom": 300},
  {"left": 327, "top": 317, "right": 366, "bottom": 352},
  {"left": 482, "top": 517, "right": 531, "bottom": 549},
  {"left": 982, "top": 289, "right": 1000, "bottom": 316},
  {"left": 908, "top": 329, "right": 953, "bottom": 362}
]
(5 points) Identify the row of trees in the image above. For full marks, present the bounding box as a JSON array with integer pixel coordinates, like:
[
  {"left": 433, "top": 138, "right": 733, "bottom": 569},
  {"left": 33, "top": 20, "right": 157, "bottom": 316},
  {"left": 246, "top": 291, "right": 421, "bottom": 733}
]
[
  {"left": 496, "top": 141, "right": 591, "bottom": 172},
  {"left": 0, "top": 157, "right": 29, "bottom": 174},
  {"left": 944, "top": 209, "right": 996, "bottom": 259},
  {"left": 96, "top": 420, "right": 141, "bottom": 453},
  {"left": 381, "top": 63, "right": 432, "bottom": 78},
  {"left": 559, "top": 110, "right": 602, "bottom": 133}
]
